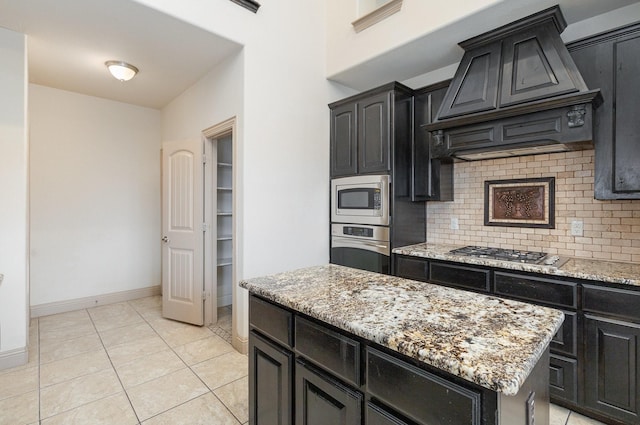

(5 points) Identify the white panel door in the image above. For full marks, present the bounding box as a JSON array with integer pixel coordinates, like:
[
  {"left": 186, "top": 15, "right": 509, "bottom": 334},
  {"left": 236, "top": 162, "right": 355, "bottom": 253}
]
[{"left": 161, "top": 140, "right": 204, "bottom": 325}]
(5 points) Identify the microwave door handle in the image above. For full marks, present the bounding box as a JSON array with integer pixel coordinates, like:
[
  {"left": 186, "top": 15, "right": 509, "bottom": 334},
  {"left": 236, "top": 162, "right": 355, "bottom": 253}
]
[{"left": 331, "top": 237, "right": 390, "bottom": 256}]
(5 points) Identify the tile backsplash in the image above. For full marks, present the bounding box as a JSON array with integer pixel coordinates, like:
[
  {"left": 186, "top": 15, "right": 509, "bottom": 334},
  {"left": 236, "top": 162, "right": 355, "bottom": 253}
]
[{"left": 426, "top": 150, "right": 640, "bottom": 263}]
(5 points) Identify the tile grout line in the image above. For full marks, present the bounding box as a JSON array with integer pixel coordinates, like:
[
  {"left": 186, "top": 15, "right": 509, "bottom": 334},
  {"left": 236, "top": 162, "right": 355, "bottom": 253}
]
[{"left": 88, "top": 305, "right": 142, "bottom": 425}]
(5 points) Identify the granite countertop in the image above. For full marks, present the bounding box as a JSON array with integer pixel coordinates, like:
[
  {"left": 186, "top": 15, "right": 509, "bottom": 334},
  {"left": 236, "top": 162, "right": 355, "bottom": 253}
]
[
  {"left": 240, "top": 264, "right": 564, "bottom": 396},
  {"left": 393, "top": 243, "right": 640, "bottom": 287}
]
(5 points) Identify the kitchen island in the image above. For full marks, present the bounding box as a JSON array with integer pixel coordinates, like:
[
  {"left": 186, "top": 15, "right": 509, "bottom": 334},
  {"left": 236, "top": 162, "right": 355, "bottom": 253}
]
[{"left": 241, "top": 264, "right": 564, "bottom": 425}]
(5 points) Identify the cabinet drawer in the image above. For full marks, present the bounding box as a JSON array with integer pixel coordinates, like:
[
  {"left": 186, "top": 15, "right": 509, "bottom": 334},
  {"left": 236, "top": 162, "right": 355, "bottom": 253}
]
[
  {"left": 429, "top": 262, "right": 491, "bottom": 292},
  {"left": 395, "top": 256, "right": 428, "bottom": 282},
  {"left": 295, "top": 316, "right": 361, "bottom": 387},
  {"left": 551, "top": 311, "right": 578, "bottom": 357},
  {"left": 583, "top": 284, "right": 640, "bottom": 322},
  {"left": 249, "top": 295, "right": 293, "bottom": 348},
  {"left": 494, "top": 272, "right": 577, "bottom": 309},
  {"left": 549, "top": 353, "right": 578, "bottom": 404},
  {"left": 366, "top": 347, "right": 481, "bottom": 425}
]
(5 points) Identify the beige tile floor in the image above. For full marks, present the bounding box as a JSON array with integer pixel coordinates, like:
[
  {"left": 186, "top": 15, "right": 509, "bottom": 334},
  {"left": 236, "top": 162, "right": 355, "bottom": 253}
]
[
  {"left": 0, "top": 296, "right": 606, "bottom": 425},
  {"left": 0, "top": 296, "right": 246, "bottom": 425}
]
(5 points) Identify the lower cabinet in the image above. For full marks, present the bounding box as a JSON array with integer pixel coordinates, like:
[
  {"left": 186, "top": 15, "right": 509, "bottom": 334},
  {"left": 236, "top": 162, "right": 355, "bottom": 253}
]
[
  {"left": 584, "top": 315, "right": 640, "bottom": 424},
  {"left": 295, "top": 360, "right": 362, "bottom": 425},
  {"left": 395, "top": 254, "right": 640, "bottom": 424},
  {"left": 249, "top": 330, "right": 294, "bottom": 425},
  {"left": 549, "top": 353, "right": 578, "bottom": 404},
  {"left": 249, "top": 294, "right": 500, "bottom": 425}
]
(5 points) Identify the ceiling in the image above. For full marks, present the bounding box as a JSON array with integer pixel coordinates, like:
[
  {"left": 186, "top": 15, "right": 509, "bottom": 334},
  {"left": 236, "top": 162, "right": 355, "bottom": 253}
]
[
  {"left": 0, "top": 0, "right": 638, "bottom": 109},
  {"left": 0, "top": 0, "right": 242, "bottom": 109}
]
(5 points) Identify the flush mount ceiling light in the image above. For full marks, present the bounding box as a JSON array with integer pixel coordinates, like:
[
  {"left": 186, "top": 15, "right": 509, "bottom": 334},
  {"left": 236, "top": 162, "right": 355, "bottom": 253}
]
[{"left": 105, "top": 60, "right": 139, "bottom": 82}]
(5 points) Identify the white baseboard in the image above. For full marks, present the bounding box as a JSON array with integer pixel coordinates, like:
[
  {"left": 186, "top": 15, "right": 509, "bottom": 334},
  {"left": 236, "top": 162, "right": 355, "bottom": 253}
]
[
  {"left": 233, "top": 333, "right": 248, "bottom": 355},
  {"left": 30, "top": 285, "right": 162, "bottom": 318},
  {"left": 217, "top": 294, "right": 233, "bottom": 307},
  {"left": 0, "top": 346, "right": 28, "bottom": 371}
]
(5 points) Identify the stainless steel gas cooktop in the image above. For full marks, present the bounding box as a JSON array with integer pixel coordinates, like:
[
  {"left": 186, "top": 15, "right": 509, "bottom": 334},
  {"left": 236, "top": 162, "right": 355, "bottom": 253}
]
[{"left": 449, "top": 246, "right": 569, "bottom": 268}]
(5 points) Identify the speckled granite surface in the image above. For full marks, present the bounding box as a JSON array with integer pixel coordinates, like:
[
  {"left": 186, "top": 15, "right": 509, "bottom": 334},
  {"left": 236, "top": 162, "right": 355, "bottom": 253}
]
[
  {"left": 393, "top": 243, "right": 640, "bottom": 287},
  {"left": 240, "top": 264, "right": 563, "bottom": 396}
]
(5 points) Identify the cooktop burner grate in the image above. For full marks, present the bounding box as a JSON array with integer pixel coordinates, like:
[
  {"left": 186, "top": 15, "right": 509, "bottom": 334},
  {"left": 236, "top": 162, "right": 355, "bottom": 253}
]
[{"left": 449, "top": 246, "right": 548, "bottom": 264}]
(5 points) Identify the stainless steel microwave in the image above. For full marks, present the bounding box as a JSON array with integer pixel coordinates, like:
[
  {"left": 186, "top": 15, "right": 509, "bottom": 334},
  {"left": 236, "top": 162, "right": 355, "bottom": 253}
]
[{"left": 331, "top": 175, "right": 390, "bottom": 226}]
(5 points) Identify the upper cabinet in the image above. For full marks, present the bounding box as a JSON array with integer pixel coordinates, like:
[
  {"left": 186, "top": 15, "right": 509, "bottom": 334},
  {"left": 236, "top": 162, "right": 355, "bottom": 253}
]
[
  {"left": 330, "top": 82, "right": 411, "bottom": 178},
  {"left": 412, "top": 81, "right": 453, "bottom": 201},
  {"left": 329, "top": 82, "right": 453, "bottom": 202},
  {"left": 568, "top": 22, "right": 640, "bottom": 200}
]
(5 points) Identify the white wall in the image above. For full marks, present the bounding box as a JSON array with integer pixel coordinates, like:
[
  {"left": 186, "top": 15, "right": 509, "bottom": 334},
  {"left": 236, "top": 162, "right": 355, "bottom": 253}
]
[
  {"left": 326, "top": 0, "right": 501, "bottom": 77},
  {"left": 0, "top": 27, "right": 29, "bottom": 368},
  {"left": 29, "top": 85, "right": 162, "bottom": 307},
  {"left": 156, "top": 0, "right": 354, "bottom": 345}
]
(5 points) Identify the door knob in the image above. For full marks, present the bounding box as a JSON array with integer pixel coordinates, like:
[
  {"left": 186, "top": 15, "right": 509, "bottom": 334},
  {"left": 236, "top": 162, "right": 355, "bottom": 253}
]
[{"left": 162, "top": 236, "right": 169, "bottom": 243}]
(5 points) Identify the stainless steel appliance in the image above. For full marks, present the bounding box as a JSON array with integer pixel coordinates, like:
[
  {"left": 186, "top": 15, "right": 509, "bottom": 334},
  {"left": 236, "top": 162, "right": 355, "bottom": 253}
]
[
  {"left": 331, "top": 175, "right": 390, "bottom": 226},
  {"left": 449, "top": 246, "right": 569, "bottom": 267},
  {"left": 330, "top": 223, "right": 390, "bottom": 274}
]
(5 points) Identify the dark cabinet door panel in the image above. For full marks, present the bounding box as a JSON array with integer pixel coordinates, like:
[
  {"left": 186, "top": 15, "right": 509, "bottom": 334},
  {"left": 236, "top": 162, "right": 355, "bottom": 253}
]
[
  {"left": 430, "top": 262, "right": 491, "bottom": 292},
  {"left": 295, "top": 360, "right": 362, "bottom": 425},
  {"left": 366, "top": 347, "right": 481, "bottom": 425},
  {"left": 585, "top": 314, "right": 640, "bottom": 423},
  {"left": 295, "top": 316, "right": 361, "bottom": 387},
  {"left": 358, "top": 92, "right": 390, "bottom": 174},
  {"left": 613, "top": 34, "right": 640, "bottom": 193},
  {"left": 568, "top": 22, "right": 640, "bottom": 199},
  {"left": 249, "top": 331, "right": 293, "bottom": 425},
  {"left": 330, "top": 103, "right": 358, "bottom": 177},
  {"left": 549, "top": 353, "right": 578, "bottom": 404}
]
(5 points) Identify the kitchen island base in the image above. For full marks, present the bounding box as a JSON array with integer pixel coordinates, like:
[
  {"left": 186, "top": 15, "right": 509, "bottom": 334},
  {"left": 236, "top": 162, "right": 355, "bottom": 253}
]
[{"left": 248, "top": 294, "right": 551, "bottom": 425}]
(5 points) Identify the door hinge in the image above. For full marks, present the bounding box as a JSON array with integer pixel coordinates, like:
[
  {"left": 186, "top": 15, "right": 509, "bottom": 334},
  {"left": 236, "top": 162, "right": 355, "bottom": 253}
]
[
  {"left": 202, "top": 291, "right": 210, "bottom": 300},
  {"left": 202, "top": 223, "right": 209, "bottom": 232},
  {"left": 202, "top": 154, "right": 207, "bottom": 164}
]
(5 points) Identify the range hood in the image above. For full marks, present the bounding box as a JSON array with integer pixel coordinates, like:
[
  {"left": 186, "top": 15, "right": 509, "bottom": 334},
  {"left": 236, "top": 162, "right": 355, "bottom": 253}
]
[{"left": 424, "top": 6, "right": 601, "bottom": 161}]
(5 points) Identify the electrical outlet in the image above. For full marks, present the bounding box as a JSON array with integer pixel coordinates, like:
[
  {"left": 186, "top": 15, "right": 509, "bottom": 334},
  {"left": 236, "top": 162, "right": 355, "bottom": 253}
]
[
  {"left": 571, "top": 220, "right": 584, "bottom": 237},
  {"left": 450, "top": 217, "right": 459, "bottom": 230}
]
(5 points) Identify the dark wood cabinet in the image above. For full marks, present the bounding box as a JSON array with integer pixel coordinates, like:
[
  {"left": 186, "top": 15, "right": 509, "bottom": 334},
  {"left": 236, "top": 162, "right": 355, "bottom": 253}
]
[
  {"left": 367, "top": 347, "right": 482, "bottom": 425},
  {"left": 584, "top": 315, "right": 640, "bottom": 424},
  {"left": 549, "top": 353, "right": 578, "bottom": 404},
  {"left": 395, "top": 253, "right": 640, "bottom": 424},
  {"left": 412, "top": 81, "right": 453, "bottom": 201},
  {"left": 568, "top": 22, "right": 640, "bottom": 199},
  {"left": 249, "top": 331, "right": 294, "bottom": 425},
  {"left": 358, "top": 92, "right": 390, "bottom": 175},
  {"left": 249, "top": 293, "right": 507, "bottom": 425},
  {"left": 295, "top": 360, "right": 362, "bottom": 425},
  {"left": 330, "top": 83, "right": 411, "bottom": 178},
  {"left": 330, "top": 103, "right": 357, "bottom": 176}
]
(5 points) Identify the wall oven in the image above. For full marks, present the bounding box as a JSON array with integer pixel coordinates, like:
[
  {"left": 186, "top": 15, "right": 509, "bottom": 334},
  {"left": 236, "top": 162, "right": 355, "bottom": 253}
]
[
  {"left": 330, "top": 223, "right": 390, "bottom": 274},
  {"left": 331, "top": 175, "right": 390, "bottom": 226}
]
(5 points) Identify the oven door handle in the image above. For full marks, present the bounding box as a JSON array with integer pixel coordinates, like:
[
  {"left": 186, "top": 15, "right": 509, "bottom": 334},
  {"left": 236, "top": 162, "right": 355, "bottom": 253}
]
[{"left": 331, "top": 237, "right": 390, "bottom": 256}]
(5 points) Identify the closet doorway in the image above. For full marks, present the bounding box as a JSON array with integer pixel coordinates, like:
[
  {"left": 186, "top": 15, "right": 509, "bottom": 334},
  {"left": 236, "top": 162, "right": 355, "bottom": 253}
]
[{"left": 203, "top": 118, "right": 237, "bottom": 344}]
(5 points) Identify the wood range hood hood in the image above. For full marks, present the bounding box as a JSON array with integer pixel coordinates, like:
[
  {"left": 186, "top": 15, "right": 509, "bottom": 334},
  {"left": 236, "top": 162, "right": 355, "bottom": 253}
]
[{"left": 425, "top": 5, "right": 602, "bottom": 161}]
